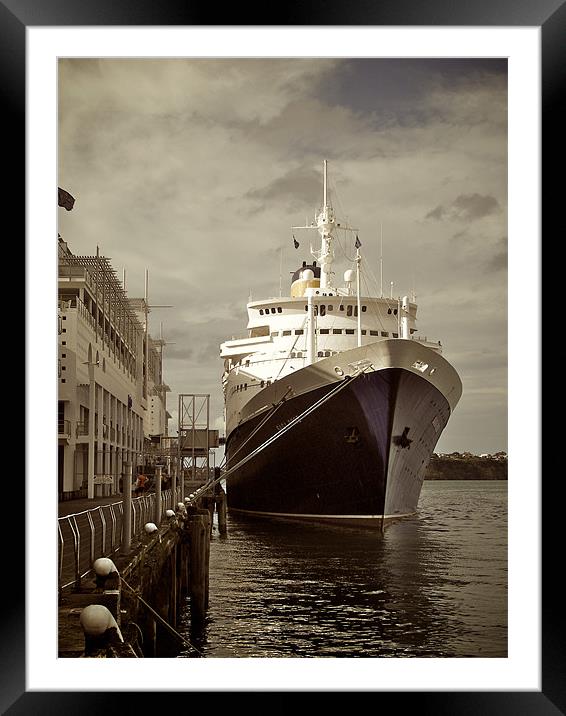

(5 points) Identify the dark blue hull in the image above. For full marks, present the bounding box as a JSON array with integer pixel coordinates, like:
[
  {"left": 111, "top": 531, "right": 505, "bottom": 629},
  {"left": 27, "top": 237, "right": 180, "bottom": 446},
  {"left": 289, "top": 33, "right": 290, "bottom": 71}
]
[{"left": 225, "top": 368, "right": 451, "bottom": 525}]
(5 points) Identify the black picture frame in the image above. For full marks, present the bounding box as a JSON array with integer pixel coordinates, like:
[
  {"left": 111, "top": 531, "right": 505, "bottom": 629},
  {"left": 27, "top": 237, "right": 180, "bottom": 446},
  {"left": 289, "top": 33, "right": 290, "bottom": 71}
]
[{"left": 12, "top": 1, "right": 558, "bottom": 711}]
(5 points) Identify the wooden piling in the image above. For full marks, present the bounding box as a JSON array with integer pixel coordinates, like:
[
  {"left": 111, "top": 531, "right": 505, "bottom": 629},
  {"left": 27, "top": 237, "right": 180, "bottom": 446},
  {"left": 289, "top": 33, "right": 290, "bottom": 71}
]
[
  {"left": 187, "top": 508, "right": 211, "bottom": 622},
  {"left": 216, "top": 489, "right": 227, "bottom": 535}
]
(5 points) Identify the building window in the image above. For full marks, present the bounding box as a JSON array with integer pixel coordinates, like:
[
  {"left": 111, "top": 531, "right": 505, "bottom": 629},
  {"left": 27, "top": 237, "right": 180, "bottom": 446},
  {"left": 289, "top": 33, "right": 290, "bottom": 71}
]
[
  {"left": 317, "top": 351, "right": 323, "bottom": 357},
  {"left": 282, "top": 330, "right": 292, "bottom": 336},
  {"left": 328, "top": 305, "right": 333, "bottom": 312},
  {"left": 354, "top": 306, "right": 358, "bottom": 317},
  {"left": 332, "top": 329, "right": 342, "bottom": 334},
  {"left": 62, "top": 316, "right": 67, "bottom": 320},
  {"left": 339, "top": 305, "right": 345, "bottom": 311},
  {"left": 392, "top": 332, "right": 398, "bottom": 338},
  {"left": 297, "top": 352, "right": 303, "bottom": 358},
  {"left": 361, "top": 330, "right": 367, "bottom": 335},
  {"left": 260, "top": 380, "right": 265, "bottom": 387},
  {"left": 62, "top": 353, "right": 66, "bottom": 358},
  {"left": 62, "top": 365, "right": 66, "bottom": 371},
  {"left": 324, "top": 351, "right": 331, "bottom": 357},
  {"left": 62, "top": 341, "right": 66, "bottom": 345},
  {"left": 394, "top": 309, "right": 398, "bottom": 315},
  {"left": 346, "top": 305, "right": 353, "bottom": 317},
  {"left": 304, "top": 305, "right": 308, "bottom": 311},
  {"left": 320, "top": 305, "right": 326, "bottom": 316},
  {"left": 61, "top": 379, "right": 66, "bottom": 383},
  {"left": 362, "top": 306, "right": 367, "bottom": 312},
  {"left": 345, "top": 329, "right": 354, "bottom": 335},
  {"left": 271, "top": 332, "right": 278, "bottom": 337}
]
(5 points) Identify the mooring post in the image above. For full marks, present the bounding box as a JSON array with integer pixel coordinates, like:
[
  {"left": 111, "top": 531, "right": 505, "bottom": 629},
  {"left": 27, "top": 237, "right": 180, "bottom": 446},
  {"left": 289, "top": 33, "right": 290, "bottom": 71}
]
[
  {"left": 187, "top": 509, "right": 210, "bottom": 622},
  {"left": 217, "top": 488, "right": 227, "bottom": 535},
  {"left": 121, "top": 462, "right": 132, "bottom": 555},
  {"left": 155, "top": 465, "right": 163, "bottom": 525},
  {"left": 171, "top": 466, "right": 177, "bottom": 509},
  {"left": 80, "top": 604, "right": 124, "bottom": 657}
]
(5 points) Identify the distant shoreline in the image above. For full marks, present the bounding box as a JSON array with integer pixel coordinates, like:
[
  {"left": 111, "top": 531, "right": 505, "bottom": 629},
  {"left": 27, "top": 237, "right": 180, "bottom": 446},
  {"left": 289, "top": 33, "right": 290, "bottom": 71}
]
[{"left": 425, "top": 455, "right": 508, "bottom": 480}]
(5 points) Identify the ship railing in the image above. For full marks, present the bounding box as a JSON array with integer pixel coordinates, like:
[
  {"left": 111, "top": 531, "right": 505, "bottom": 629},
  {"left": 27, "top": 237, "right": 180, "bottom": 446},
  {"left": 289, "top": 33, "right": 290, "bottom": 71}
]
[{"left": 58, "top": 487, "right": 182, "bottom": 592}]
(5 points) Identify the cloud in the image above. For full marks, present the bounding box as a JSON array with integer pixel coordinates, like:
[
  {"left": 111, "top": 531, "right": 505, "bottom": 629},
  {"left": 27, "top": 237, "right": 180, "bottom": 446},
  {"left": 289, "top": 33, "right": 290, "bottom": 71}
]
[
  {"left": 57, "top": 58, "right": 508, "bottom": 452},
  {"left": 426, "top": 193, "right": 501, "bottom": 222}
]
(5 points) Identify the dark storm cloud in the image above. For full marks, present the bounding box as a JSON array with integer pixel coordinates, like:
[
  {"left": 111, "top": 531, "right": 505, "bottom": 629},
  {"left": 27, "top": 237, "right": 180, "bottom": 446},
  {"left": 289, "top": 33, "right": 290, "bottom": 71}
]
[
  {"left": 486, "top": 237, "right": 508, "bottom": 272},
  {"left": 246, "top": 166, "right": 322, "bottom": 208},
  {"left": 426, "top": 194, "right": 501, "bottom": 223},
  {"left": 317, "top": 58, "right": 507, "bottom": 121}
]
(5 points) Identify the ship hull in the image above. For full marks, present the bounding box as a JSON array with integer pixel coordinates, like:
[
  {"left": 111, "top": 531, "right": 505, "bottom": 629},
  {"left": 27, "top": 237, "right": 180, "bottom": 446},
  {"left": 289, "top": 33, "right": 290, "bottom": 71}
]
[{"left": 225, "top": 363, "right": 453, "bottom": 527}]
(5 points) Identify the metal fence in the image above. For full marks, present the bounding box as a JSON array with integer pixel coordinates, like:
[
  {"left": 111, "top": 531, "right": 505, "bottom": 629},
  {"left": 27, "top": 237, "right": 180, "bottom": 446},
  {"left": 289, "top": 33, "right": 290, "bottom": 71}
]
[{"left": 58, "top": 488, "right": 181, "bottom": 592}]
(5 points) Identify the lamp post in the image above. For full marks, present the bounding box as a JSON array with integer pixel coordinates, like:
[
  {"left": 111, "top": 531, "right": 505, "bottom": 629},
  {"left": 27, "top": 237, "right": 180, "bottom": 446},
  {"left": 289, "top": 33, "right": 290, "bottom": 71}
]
[{"left": 83, "top": 356, "right": 99, "bottom": 500}]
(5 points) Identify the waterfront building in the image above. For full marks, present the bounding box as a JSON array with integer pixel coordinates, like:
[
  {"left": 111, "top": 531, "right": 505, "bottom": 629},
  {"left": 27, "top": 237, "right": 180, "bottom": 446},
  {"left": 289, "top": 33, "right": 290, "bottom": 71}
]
[{"left": 57, "top": 237, "right": 170, "bottom": 499}]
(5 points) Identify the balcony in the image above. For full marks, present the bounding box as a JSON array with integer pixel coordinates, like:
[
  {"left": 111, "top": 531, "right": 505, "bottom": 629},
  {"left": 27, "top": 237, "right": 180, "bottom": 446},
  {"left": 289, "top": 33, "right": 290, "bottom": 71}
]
[
  {"left": 76, "top": 421, "right": 88, "bottom": 437},
  {"left": 58, "top": 419, "right": 71, "bottom": 438}
]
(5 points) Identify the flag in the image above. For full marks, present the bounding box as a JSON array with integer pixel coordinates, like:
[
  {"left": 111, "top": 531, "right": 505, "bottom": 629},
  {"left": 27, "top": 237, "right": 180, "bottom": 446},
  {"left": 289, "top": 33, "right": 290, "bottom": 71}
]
[
  {"left": 355, "top": 235, "right": 362, "bottom": 249},
  {"left": 58, "top": 187, "right": 75, "bottom": 211},
  {"left": 293, "top": 235, "right": 300, "bottom": 249}
]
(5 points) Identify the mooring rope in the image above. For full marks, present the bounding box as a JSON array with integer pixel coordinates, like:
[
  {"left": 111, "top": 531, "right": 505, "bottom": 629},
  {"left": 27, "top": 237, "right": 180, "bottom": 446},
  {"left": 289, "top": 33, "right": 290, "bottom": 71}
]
[
  {"left": 195, "top": 367, "right": 368, "bottom": 498},
  {"left": 119, "top": 575, "right": 204, "bottom": 657}
]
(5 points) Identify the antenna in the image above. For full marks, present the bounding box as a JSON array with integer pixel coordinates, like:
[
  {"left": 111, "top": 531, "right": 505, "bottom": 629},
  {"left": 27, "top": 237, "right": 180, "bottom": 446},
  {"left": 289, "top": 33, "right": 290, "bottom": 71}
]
[
  {"left": 390, "top": 281, "right": 394, "bottom": 299},
  {"left": 380, "top": 222, "right": 383, "bottom": 298},
  {"left": 279, "top": 246, "right": 283, "bottom": 297},
  {"left": 323, "top": 159, "right": 328, "bottom": 207}
]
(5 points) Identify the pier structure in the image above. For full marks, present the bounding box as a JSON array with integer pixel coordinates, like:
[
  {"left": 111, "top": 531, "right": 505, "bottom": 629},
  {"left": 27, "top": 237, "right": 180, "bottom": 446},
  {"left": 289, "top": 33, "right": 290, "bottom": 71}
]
[{"left": 58, "top": 463, "right": 227, "bottom": 657}]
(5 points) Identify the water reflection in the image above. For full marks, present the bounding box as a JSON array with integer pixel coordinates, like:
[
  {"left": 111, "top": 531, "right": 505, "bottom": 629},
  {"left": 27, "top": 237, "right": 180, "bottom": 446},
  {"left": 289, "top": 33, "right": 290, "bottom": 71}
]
[{"left": 177, "top": 482, "right": 507, "bottom": 658}]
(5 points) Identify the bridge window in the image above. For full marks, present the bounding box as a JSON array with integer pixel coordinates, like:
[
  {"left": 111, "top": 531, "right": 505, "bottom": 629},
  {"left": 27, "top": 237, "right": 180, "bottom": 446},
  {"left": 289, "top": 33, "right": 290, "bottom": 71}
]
[
  {"left": 362, "top": 305, "right": 367, "bottom": 312},
  {"left": 361, "top": 330, "right": 367, "bottom": 335},
  {"left": 320, "top": 305, "right": 326, "bottom": 316},
  {"left": 347, "top": 305, "right": 353, "bottom": 317},
  {"left": 328, "top": 305, "right": 334, "bottom": 311},
  {"left": 345, "top": 329, "right": 354, "bottom": 335},
  {"left": 295, "top": 329, "right": 304, "bottom": 335},
  {"left": 282, "top": 330, "right": 292, "bottom": 336},
  {"left": 339, "top": 305, "right": 345, "bottom": 311},
  {"left": 332, "top": 329, "right": 342, "bottom": 335},
  {"left": 271, "top": 308, "right": 276, "bottom": 314},
  {"left": 370, "top": 330, "right": 379, "bottom": 336},
  {"left": 320, "top": 328, "right": 330, "bottom": 334},
  {"left": 381, "top": 331, "right": 389, "bottom": 337},
  {"left": 392, "top": 332, "right": 398, "bottom": 338},
  {"left": 259, "top": 309, "right": 264, "bottom": 315},
  {"left": 317, "top": 351, "right": 323, "bottom": 357},
  {"left": 354, "top": 306, "right": 358, "bottom": 317},
  {"left": 277, "top": 307, "right": 283, "bottom": 313}
]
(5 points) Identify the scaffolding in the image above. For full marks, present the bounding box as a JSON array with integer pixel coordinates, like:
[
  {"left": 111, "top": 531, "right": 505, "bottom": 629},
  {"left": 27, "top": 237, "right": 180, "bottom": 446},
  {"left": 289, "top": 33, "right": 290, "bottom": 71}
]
[{"left": 177, "top": 394, "right": 218, "bottom": 487}]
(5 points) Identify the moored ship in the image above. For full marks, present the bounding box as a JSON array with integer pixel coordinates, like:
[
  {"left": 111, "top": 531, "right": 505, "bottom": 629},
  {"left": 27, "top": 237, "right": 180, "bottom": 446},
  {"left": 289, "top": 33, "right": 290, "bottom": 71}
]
[{"left": 220, "top": 161, "right": 462, "bottom": 528}]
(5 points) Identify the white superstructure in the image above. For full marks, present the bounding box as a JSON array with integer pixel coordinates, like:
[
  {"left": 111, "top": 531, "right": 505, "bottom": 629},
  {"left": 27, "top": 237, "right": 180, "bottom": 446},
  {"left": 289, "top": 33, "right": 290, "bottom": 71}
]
[{"left": 221, "top": 161, "right": 443, "bottom": 437}]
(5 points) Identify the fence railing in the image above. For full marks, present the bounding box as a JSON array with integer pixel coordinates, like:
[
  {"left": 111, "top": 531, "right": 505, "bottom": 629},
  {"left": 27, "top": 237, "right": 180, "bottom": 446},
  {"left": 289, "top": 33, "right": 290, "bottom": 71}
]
[{"left": 58, "top": 488, "right": 181, "bottom": 592}]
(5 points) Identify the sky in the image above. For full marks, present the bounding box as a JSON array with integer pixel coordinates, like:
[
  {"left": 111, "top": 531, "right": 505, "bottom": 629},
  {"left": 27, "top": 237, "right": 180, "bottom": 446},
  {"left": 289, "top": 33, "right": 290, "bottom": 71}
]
[{"left": 57, "top": 58, "right": 508, "bottom": 455}]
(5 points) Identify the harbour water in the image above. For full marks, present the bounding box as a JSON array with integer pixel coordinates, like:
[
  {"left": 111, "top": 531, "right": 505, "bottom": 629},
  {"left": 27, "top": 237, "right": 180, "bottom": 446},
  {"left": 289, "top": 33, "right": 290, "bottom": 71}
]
[{"left": 177, "top": 480, "right": 507, "bottom": 658}]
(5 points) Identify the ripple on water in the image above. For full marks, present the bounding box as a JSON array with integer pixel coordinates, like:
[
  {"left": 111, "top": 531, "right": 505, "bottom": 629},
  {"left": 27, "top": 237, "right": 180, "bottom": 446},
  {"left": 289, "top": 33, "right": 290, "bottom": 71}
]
[{"left": 176, "top": 481, "right": 507, "bottom": 658}]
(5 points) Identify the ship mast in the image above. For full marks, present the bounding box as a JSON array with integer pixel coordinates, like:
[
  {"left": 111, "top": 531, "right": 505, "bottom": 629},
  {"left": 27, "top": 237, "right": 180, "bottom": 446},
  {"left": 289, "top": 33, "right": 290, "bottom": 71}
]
[
  {"left": 318, "top": 159, "right": 336, "bottom": 290},
  {"left": 292, "top": 160, "right": 357, "bottom": 292}
]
